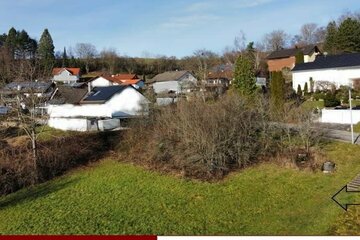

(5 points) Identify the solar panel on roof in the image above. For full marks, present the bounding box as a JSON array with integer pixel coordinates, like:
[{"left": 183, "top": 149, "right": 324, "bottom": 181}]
[{"left": 82, "top": 85, "right": 127, "bottom": 102}]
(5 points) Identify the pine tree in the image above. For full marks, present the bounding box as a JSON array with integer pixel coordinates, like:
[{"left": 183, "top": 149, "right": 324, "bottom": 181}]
[
  {"left": 324, "top": 21, "right": 338, "bottom": 54},
  {"left": 297, "top": 84, "right": 302, "bottom": 96},
  {"left": 62, "top": 47, "right": 68, "bottom": 67},
  {"left": 295, "top": 50, "right": 304, "bottom": 64},
  {"left": 309, "top": 77, "right": 314, "bottom": 93},
  {"left": 270, "top": 71, "right": 285, "bottom": 116},
  {"left": 337, "top": 18, "right": 360, "bottom": 53},
  {"left": 5, "top": 27, "right": 17, "bottom": 59},
  {"left": 37, "top": 28, "right": 55, "bottom": 75},
  {"left": 233, "top": 54, "right": 256, "bottom": 96},
  {"left": 304, "top": 82, "right": 309, "bottom": 94}
]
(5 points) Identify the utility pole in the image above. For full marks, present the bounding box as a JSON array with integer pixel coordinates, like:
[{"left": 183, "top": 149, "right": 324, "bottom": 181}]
[{"left": 349, "top": 81, "right": 354, "bottom": 144}]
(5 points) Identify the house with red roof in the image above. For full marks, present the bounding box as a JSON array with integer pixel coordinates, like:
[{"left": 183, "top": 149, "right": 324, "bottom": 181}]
[
  {"left": 90, "top": 73, "right": 144, "bottom": 89},
  {"left": 52, "top": 68, "right": 81, "bottom": 84}
]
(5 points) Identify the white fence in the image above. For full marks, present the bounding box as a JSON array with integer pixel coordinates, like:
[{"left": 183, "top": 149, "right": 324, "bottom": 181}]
[{"left": 321, "top": 109, "right": 360, "bottom": 124}]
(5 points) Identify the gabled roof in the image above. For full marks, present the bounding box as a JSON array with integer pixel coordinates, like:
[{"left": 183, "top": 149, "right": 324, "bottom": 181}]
[
  {"left": 149, "top": 70, "right": 191, "bottom": 83},
  {"left": 94, "top": 75, "right": 141, "bottom": 85},
  {"left": 1, "top": 81, "right": 53, "bottom": 93},
  {"left": 49, "top": 85, "right": 88, "bottom": 105},
  {"left": 267, "top": 45, "right": 320, "bottom": 60},
  {"left": 81, "top": 85, "right": 128, "bottom": 104},
  {"left": 52, "top": 68, "right": 81, "bottom": 76},
  {"left": 292, "top": 53, "right": 360, "bottom": 72},
  {"left": 208, "top": 64, "right": 234, "bottom": 79},
  {"left": 113, "top": 74, "right": 139, "bottom": 80}
]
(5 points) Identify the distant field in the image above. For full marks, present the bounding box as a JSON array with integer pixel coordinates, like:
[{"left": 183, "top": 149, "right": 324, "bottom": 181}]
[{"left": 0, "top": 142, "right": 359, "bottom": 235}]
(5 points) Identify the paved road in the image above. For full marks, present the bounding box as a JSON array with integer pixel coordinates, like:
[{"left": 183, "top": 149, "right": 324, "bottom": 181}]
[{"left": 314, "top": 123, "right": 360, "bottom": 144}]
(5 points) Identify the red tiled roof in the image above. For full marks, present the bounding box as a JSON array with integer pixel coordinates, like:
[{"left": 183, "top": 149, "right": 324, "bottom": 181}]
[
  {"left": 52, "top": 68, "right": 81, "bottom": 76},
  {"left": 120, "top": 79, "right": 141, "bottom": 85},
  {"left": 112, "top": 74, "right": 138, "bottom": 80}
]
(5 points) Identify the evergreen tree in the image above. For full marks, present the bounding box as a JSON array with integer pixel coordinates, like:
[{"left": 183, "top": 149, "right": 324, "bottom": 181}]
[
  {"left": 337, "top": 18, "right": 360, "bottom": 52},
  {"left": 233, "top": 54, "right": 256, "bottom": 96},
  {"left": 309, "top": 77, "right": 314, "bottom": 93},
  {"left": 4, "top": 27, "right": 17, "bottom": 59},
  {"left": 295, "top": 50, "right": 304, "bottom": 64},
  {"left": 297, "top": 84, "right": 302, "bottom": 96},
  {"left": 62, "top": 47, "right": 68, "bottom": 67},
  {"left": 270, "top": 71, "right": 285, "bottom": 116},
  {"left": 37, "top": 28, "right": 55, "bottom": 75},
  {"left": 304, "top": 82, "right": 309, "bottom": 94},
  {"left": 324, "top": 21, "right": 338, "bottom": 54}
]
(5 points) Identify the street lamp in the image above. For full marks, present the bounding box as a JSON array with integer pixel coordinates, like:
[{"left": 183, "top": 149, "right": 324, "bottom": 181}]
[{"left": 349, "top": 80, "right": 354, "bottom": 144}]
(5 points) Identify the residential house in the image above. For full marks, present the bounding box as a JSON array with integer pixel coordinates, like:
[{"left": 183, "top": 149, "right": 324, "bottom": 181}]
[
  {"left": 90, "top": 74, "right": 144, "bottom": 89},
  {"left": 149, "top": 70, "right": 197, "bottom": 94},
  {"left": 47, "top": 85, "right": 149, "bottom": 132},
  {"left": 292, "top": 53, "right": 360, "bottom": 91},
  {"left": 206, "top": 64, "right": 233, "bottom": 94},
  {"left": 267, "top": 45, "right": 321, "bottom": 72},
  {"left": 52, "top": 68, "right": 81, "bottom": 84},
  {"left": 0, "top": 81, "right": 56, "bottom": 105}
]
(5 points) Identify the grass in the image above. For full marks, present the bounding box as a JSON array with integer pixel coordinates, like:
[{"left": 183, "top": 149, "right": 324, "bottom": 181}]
[
  {"left": 0, "top": 142, "right": 359, "bottom": 235},
  {"left": 302, "top": 99, "right": 360, "bottom": 111},
  {"left": 302, "top": 100, "right": 325, "bottom": 110}
]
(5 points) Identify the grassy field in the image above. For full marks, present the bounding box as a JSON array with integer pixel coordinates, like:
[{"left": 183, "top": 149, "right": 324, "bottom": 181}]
[{"left": 0, "top": 142, "right": 359, "bottom": 235}]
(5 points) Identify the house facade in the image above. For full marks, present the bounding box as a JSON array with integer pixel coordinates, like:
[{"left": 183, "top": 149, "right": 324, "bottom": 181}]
[
  {"left": 267, "top": 45, "right": 321, "bottom": 72},
  {"left": 47, "top": 85, "right": 149, "bottom": 131},
  {"left": 292, "top": 53, "right": 360, "bottom": 91},
  {"left": 150, "top": 70, "right": 197, "bottom": 94},
  {"left": 52, "top": 68, "right": 81, "bottom": 84}
]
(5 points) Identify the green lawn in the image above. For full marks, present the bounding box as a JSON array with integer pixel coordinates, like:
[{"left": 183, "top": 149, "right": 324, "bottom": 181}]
[{"left": 0, "top": 142, "right": 359, "bottom": 235}]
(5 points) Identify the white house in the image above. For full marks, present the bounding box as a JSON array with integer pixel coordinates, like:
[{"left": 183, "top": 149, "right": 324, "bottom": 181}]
[
  {"left": 292, "top": 53, "right": 360, "bottom": 91},
  {"left": 47, "top": 85, "right": 149, "bottom": 132},
  {"left": 52, "top": 68, "right": 80, "bottom": 84},
  {"left": 90, "top": 74, "right": 144, "bottom": 89},
  {"left": 150, "top": 70, "right": 197, "bottom": 94}
]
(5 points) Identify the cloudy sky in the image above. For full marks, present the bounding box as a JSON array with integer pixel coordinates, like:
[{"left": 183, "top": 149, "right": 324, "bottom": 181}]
[{"left": 0, "top": 0, "right": 358, "bottom": 57}]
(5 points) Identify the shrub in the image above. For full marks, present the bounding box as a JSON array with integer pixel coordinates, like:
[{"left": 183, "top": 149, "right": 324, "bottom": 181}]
[
  {"left": 324, "top": 93, "right": 341, "bottom": 107},
  {"left": 0, "top": 132, "right": 117, "bottom": 196},
  {"left": 313, "top": 91, "right": 326, "bottom": 101},
  {"left": 118, "top": 94, "right": 313, "bottom": 180}
]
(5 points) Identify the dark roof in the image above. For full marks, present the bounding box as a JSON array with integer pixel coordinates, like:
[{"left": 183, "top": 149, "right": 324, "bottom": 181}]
[
  {"left": 292, "top": 53, "right": 360, "bottom": 72},
  {"left": 149, "top": 70, "right": 190, "bottom": 83},
  {"left": 49, "top": 86, "right": 88, "bottom": 105},
  {"left": 208, "top": 64, "right": 234, "bottom": 79},
  {"left": 267, "top": 45, "right": 319, "bottom": 60},
  {"left": 1, "top": 81, "right": 53, "bottom": 93},
  {"left": 81, "top": 85, "right": 128, "bottom": 103}
]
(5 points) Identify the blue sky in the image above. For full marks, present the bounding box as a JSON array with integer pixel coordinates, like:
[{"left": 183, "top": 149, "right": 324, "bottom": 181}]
[{"left": 0, "top": 0, "right": 358, "bottom": 57}]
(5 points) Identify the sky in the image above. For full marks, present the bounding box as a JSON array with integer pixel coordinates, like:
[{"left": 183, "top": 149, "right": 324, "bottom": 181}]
[{"left": 0, "top": 0, "right": 359, "bottom": 58}]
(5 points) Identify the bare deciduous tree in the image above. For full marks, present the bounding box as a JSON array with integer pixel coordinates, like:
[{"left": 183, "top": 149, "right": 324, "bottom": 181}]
[
  {"left": 263, "top": 30, "right": 290, "bottom": 51},
  {"left": 100, "top": 48, "right": 119, "bottom": 74},
  {"left": 75, "top": 43, "right": 97, "bottom": 73}
]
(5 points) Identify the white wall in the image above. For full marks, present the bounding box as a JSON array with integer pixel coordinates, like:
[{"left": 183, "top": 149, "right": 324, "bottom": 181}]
[
  {"left": 152, "top": 73, "right": 197, "bottom": 94},
  {"left": 48, "top": 87, "right": 149, "bottom": 118},
  {"left": 321, "top": 109, "right": 360, "bottom": 124},
  {"left": 53, "top": 70, "right": 79, "bottom": 83},
  {"left": 90, "top": 77, "right": 117, "bottom": 87},
  {"left": 153, "top": 81, "right": 180, "bottom": 94},
  {"left": 48, "top": 118, "right": 89, "bottom": 131},
  {"left": 293, "top": 67, "right": 360, "bottom": 90}
]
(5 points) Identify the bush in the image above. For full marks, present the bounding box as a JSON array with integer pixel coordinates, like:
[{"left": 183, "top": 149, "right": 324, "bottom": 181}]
[
  {"left": 324, "top": 93, "right": 341, "bottom": 107},
  {"left": 313, "top": 91, "right": 326, "bottom": 101},
  {"left": 0, "top": 132, "right": 117, "bottom": 196},
  {"left": 118, "top": 94, "right": 308, "bottom": 180}
]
